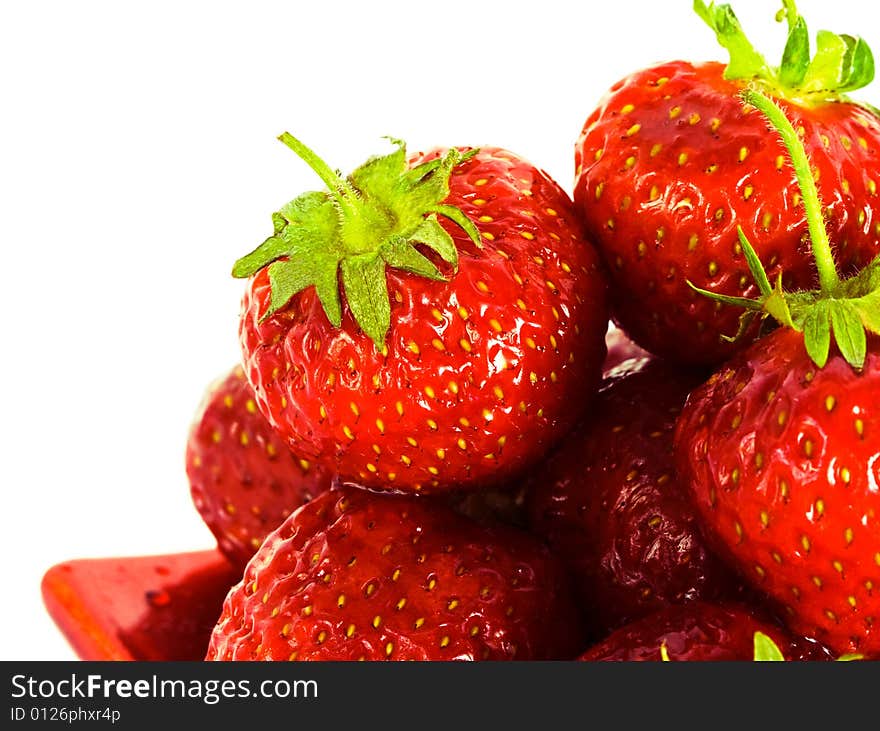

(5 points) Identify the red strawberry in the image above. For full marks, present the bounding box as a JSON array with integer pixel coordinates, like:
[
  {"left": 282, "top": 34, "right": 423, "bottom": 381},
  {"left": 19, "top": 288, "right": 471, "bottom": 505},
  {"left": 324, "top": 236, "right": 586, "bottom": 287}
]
[
  {"left": 526, "top": 357, "right": 743, "bottom": 637},
  {"left": 578, "top": 602, "right": 832, "bottom": 661},
  {"left": 674, "top": 91, "right": 880, "bottom": 656},
  {"left": 574, "top": 1, "right": 880, "bottom": 365},
  {"left": 233, "top": 137, "right": 607, "bottom": 494},
  {"left": 186, "top": 365, "right": 333, "bottom": 568},
  {"left": 42, "top": 550, "right": 239, "bottom": 661},
  {"left": 206, "top": 485, "right": 584, "bottom": 661}
]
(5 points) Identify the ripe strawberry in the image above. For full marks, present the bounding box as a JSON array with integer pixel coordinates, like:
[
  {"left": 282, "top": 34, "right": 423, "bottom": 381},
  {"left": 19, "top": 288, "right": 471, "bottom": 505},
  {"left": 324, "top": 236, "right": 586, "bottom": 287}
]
[
  {"left": 578, "top": 602, "right": 832, "bottom": 661},
  {"left": 526, "top": 357, "right": 743, "bottom": 637},
  {"left": 674, "top": 91, "right": 880, "bottom": 656},
  {"left": 206, "top": 485, "right": 584, "bottom": 661},
  {"left": 574, "top": 1, "right": 880, "bottom": 364},
  {"left": 42, "top": 550, "right": 240, "bottom": 661},
  {"left": 234, "top": 137, "right": 607, "bottom": 494},
  {"left": 186, "top": 365, "right": 332, "bottom": 568}
]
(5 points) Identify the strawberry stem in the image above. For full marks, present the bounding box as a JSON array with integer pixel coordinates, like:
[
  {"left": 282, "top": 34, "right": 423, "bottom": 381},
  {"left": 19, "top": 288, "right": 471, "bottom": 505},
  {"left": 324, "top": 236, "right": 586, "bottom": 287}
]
[{"left": 741, "top": 89, "right": 840, "bottom": 294}]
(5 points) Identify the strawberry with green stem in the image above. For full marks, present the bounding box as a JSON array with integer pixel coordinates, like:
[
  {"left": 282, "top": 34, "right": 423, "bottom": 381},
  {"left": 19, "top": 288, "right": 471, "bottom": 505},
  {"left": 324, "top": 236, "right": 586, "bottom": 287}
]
[
  {"left": 525, "top": 357, "right": 745, "bottom": 638},
  {"left": 675, "top": 87, "right": 880, "bottom": 657},
  {"left": 234, "top": 136, "right": 607, "bottom": 494},
  {"left": 574, "top": 0, "right": 880, "bottom": 365}
]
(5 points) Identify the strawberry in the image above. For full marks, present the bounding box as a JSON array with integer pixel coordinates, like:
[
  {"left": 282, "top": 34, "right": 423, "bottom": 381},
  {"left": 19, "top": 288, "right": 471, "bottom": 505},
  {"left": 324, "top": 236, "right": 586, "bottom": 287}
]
[
  {"left": 574, "top": 1, "right": 880, "bottom": 365},
  {"left": 526, "top": 357, "right": 743, "bottom": 637},
  {"left": 233, "top": 137, "right": 607, "bottom": 494},
  {"left": 674, "top": 90, "right": 880, "bottom": 656},
  {"left": 578, "top": 602, "right": 832, "bottom": 661},
  {"left": 206, "top": 485, "right": 584, "bottom": 661},
  {"left": 42, "top": 550, "right": 240, "bottom": 661},
  {"left": 186, "top": 365, "right": 333, "bottom": 568}
]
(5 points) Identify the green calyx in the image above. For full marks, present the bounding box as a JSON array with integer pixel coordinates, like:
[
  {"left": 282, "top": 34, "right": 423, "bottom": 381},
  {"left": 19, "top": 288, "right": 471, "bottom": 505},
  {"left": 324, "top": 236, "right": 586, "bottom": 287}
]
[
  {"left": 694, "top": 0, "right": 875, "bottom": 103},
  {"left": 752, "top": 632, "right": 865, "bottom": 661},
  {"left": 232, "top": 134, "right": 481, "bottom": 347},
  {"left": 689, "top": 89, "right": 880, "bottom": 371}
]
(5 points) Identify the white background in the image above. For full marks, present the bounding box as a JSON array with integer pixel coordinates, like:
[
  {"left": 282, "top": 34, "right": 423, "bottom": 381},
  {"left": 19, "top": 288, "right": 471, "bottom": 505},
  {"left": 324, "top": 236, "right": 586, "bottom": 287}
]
[{"left": 2, "top": 0, "right": 877, "bottom": 659}]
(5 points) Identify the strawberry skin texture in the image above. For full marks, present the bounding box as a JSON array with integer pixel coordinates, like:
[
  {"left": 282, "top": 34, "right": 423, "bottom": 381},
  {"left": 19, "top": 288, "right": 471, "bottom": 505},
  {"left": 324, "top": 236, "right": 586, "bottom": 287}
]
[
  {"left": 526, "top": 358, "right": 743, "bottom": 637},
  {"left": 579, "top": 602, "right": 832, "bottom": 661},
  {"left": 186, "top": 366, "right": 333, "bottom": 568},
  {"left": 602, "top": 324, "right": 650, "bottom": 374},
  {"left": 206, "top": 486, "right": 584, "bottom": 661},
  {"left": 674, "top": 329, "right": 880, "bottom": 657},
  {"left": 240, "top": 147, "right": 608, "bottom": 494},
  {"left": 574, "top": 61, "right": 880, "bottom": 365}
]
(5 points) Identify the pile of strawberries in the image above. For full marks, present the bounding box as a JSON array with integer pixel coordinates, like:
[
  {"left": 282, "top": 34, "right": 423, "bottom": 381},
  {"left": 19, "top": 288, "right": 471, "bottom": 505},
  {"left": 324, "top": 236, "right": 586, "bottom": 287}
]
[{"left": 50, "top": 1, "right": 880, "bottom": 661}]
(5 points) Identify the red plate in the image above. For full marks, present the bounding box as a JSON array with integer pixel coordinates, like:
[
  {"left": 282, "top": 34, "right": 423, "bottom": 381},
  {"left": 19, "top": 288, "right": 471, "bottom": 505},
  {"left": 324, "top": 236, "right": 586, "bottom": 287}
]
[{"left": 42, "top": 550, "right": 240, "bottom": 661}]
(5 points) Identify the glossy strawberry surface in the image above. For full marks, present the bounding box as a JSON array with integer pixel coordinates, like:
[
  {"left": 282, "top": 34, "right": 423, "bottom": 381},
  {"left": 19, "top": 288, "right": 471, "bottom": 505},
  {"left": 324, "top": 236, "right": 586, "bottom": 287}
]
[
  {"left": 526, "top": 358, "right": 742, "bottom": 637},
  {"left": 574, "top": 61, "right": 880, "bottom": 365},
  {"left": 206, "top": 485, "right": 584, "bottom": 661},
  {"left": 42, "top": 550, "right": 239, "bottom": 661},
  {"left": 239, "top": 147, "right": 607, "bottom": 494},
  {"left": 186, "top": 365, "right": 333, "bottom": 568},
  {"left": 675, "top": 329, "right": 880, "bottom": 657},
  {"left": 579, "top": 602, "right": 832, "bottom": 661}
]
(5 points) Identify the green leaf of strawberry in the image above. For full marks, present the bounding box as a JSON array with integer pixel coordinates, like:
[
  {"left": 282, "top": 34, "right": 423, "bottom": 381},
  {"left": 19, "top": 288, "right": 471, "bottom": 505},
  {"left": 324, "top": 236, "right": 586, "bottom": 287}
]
[
  {"left": 339, "top": 254, "right": 390, "bottom": 347},
  {"left": 676, "top": 87, "right": 880, "bottom": 657},
  {"left": 694, "top": 0, "right": 771, "bottom": 81},
  {"left": 407, "top": 215, "right": 460, "bottom": 268},
  {"left": 574, "top": 0, "right": 880, "bottom": 367},
  {"left": 778, "top": 11, "right": 810, "bottom": 88},
  {"left": 232, "top": 134, "right": 481, "bottom": 347},
  {"left": 802, "top": 299, "right": 832, "bottom": 368}
]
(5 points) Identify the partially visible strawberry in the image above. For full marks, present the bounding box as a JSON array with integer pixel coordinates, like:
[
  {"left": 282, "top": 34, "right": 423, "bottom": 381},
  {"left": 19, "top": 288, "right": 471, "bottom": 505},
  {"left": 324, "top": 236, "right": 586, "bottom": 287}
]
[
  {"left": 579, "top": 602, "right": 832, "bottom": 661},
  {"left": 677, "top": 327, "right": 880, "bottom": 657},
  {"left": 526, "top": 357, "right": 741, "bottom": 637},
  {"left": 206, "top": 485, "right": 584, "bottom": 661},
  {"left": 574, "top": 1, "right": 880, "bottom": 364},
  {"left": 42, "top": 550, "right": 240, "bottom": 661},
  {"left": 234, "top": 137, "right": 607, "bottom": 495},
  {"left": 674, "top": 91, "right": 880, "bottom": 657},
  {"left": 186, "top": 365, "right": 333, "bottom": 568}
]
